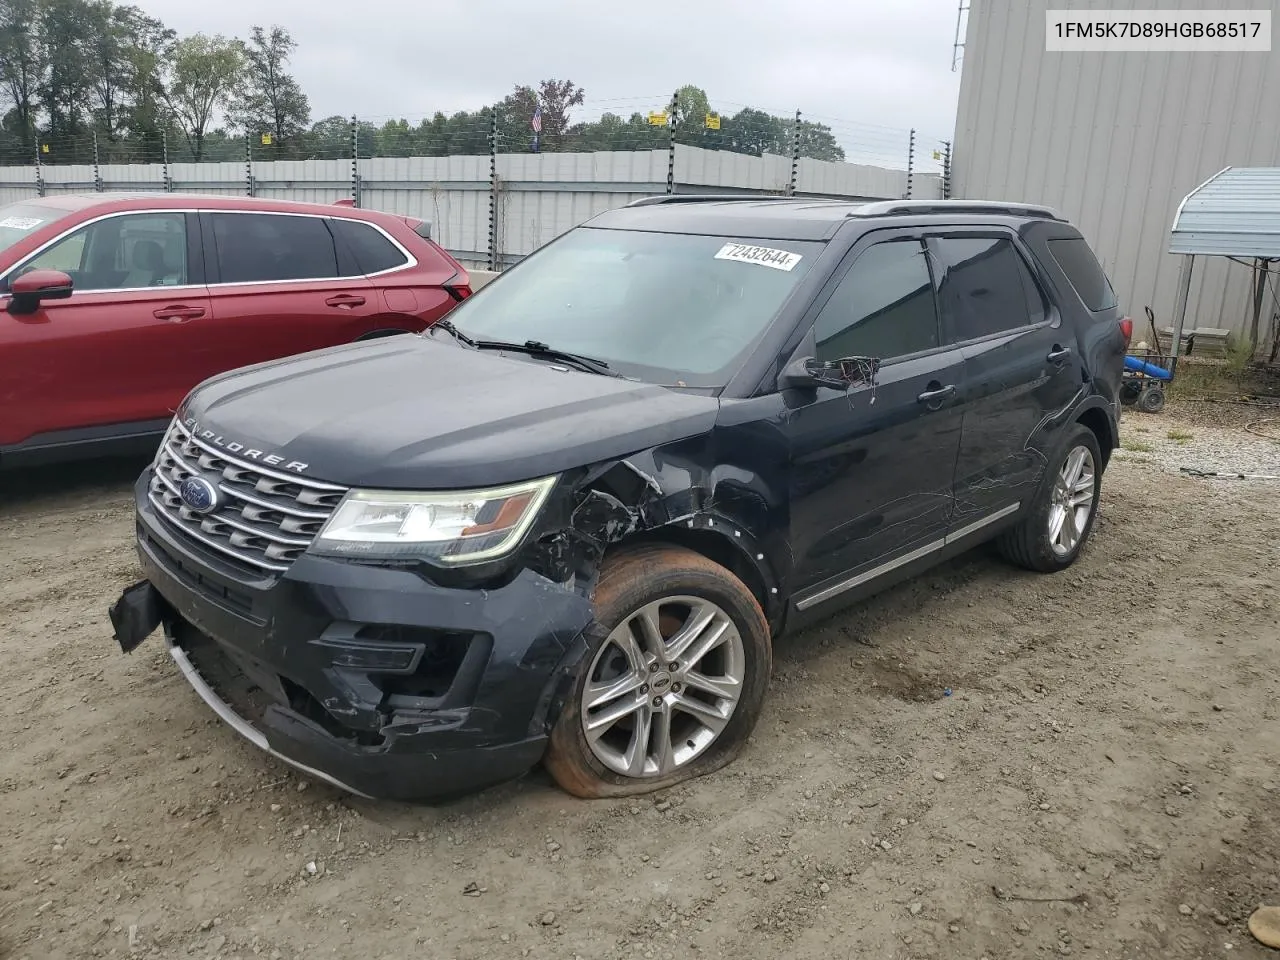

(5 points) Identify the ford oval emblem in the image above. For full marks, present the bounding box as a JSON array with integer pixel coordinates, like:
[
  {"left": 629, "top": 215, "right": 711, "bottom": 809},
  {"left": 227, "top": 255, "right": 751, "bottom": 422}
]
[{"left": 179, "top": 476, "right": 219, "bottom": 514}]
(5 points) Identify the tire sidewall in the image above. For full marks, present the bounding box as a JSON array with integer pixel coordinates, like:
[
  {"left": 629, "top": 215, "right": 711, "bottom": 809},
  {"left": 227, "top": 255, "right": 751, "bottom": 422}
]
[
  {"left": 1023, "top": 425, "right": 1103, "bottom": 571},
  {"left": 547, "top": 550, "right": 771, "bottom": 797}
]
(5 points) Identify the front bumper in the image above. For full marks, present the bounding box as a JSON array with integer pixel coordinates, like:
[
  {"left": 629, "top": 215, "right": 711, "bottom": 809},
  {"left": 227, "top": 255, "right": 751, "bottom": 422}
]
[{"left": 114, "top": 472, "right": 595, "bottom": 801}]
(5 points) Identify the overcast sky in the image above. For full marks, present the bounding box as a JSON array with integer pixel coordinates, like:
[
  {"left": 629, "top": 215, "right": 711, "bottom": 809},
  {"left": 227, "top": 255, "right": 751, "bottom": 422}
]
[{"left": 144, "top": 0, "right": 965, "bottom": 164}]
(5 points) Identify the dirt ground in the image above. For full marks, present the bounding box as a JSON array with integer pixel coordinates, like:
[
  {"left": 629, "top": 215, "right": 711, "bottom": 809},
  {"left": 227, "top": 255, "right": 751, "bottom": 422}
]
[{"left": 1, "top": 404, "right": 1278, "bottom": 960}]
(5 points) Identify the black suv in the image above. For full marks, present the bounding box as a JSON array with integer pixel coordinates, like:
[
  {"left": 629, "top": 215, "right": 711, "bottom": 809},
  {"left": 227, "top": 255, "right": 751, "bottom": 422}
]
[{"left": 110, "top": 197, "right": 1129, "bottom": 801}]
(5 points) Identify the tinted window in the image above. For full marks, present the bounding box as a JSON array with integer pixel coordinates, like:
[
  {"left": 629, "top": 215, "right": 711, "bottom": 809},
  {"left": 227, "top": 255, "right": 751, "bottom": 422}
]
[
  {"left": 331, "top": 219, "right": 408, "bottom": 274},
  {"left": 933, "top": 236, "right": 1044, "bottom": 341},
  {"left": 15, "top": 212, "right": 187, "bottom": 291},
  {"left": 211, "top": 213, "right": 338, "bottom": 283},
  {"left": 442, "top": 227, "right": 821, "bottom": 387},
  {"left": 1047, "top": 236, "right": 1117, "bottom": 311},
  {"left": 813, "top": 240, "right": 938, "bottom": 362}
]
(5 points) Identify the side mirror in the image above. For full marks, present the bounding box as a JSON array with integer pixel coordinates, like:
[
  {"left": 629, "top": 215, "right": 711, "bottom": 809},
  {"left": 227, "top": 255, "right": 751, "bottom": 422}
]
[
  {"left": 8, "top": 269, "right": 73, "bottom": 316},
  {"left": 778, "top": 354, "right": 879, "bottom": 391}
]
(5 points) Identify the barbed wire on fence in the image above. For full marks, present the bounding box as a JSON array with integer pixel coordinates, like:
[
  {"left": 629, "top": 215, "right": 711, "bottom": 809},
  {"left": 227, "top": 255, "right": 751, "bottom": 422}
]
[{"left": 0, "top": 93, "right": 952, "bottom": 174}]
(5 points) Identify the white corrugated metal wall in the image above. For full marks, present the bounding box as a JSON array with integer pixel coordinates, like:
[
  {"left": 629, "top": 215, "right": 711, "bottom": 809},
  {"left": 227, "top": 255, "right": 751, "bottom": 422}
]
[
  {"left": 0, "top": 147, "right": 942, "bottom": 269},
  {"left": 953, "top": 0, "right": 1280, "bottom": 343}
]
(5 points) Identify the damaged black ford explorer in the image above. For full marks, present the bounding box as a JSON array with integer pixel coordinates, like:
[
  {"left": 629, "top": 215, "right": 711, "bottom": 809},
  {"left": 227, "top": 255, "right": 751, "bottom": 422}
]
[{"left": 110, "top": 196, "right": 1128, "bottom": 801}]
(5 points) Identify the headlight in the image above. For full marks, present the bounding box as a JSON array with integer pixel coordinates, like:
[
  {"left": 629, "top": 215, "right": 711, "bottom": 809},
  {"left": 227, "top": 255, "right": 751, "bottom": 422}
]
[{"left": 310, "top": 475, "right": 557, "bottom": 565}]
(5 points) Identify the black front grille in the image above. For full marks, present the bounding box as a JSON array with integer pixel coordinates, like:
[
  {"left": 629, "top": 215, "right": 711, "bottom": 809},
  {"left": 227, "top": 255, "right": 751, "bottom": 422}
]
[{"left": 148, "top": 419, "right": 347, "bottom": 575}]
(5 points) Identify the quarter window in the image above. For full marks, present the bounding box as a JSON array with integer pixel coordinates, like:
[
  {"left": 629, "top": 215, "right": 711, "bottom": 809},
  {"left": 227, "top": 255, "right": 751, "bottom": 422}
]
[
  {"left": 15, "top": 212, "right": 188, "bottom": 291},
  {"left": 813, "top": 239, "right": 939, "bottom": 362},
  {"left": 210, "top": 213, "right": 339, "bottom": 283},
  {"left": 932, "top": 236, "right": 1045, "bottom": 342},
  {"left": 1046, "top": 236, "right": 1118, "bottom": 311},
  {"left": 330, "top": 218, "right": 408, "bottom": 274}
]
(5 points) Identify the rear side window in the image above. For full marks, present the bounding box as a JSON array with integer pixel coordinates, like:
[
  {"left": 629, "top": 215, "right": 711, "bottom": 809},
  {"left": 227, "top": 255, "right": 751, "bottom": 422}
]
[
  {"left": 933, "top": 236, "right": 1045, "bottom": 342},
  {"left": 814, "top": 239, "right": 939, "bottom": 362},
  {"left": 330, "top": 219, "right": 409, "bottom": 274},
  {"left": 210, "top": 213, "right": 338, "bottom": 284},
  {"left": 1046, "top": 236, "right": 1117, "bottom": 311}
]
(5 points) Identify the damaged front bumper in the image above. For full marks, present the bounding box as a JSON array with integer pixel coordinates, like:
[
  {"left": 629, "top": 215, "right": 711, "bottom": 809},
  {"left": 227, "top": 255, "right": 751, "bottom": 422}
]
[{"left": 111, "top": 475, "right": 597, "bottom": 802}]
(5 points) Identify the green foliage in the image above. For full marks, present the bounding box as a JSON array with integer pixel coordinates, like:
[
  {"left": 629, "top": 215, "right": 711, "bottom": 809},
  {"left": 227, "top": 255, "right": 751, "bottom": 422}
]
[{"left": 0, "top": 14, "right": 849, "bottom": 169}]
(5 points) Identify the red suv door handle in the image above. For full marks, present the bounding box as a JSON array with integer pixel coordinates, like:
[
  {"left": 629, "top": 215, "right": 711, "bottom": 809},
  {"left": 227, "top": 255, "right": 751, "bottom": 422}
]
[
  {"left": 325, "top": 294, "right": 366, "bottom": 309},
  {"left": 153, "top": 305, "right": 205, "bottom": 322}
]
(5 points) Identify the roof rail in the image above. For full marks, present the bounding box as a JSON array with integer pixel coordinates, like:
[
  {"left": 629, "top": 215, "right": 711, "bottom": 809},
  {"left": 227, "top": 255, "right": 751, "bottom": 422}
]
[
  {"left": 853, "top": 199, "right": 1066, "bottom": 221},
  {"left": 626, "top": 194, "right": 821, "bottom": 207}
]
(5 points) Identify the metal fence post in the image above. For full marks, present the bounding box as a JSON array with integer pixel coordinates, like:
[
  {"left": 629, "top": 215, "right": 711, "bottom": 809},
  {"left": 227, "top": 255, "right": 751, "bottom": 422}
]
[
  {"left": 666, "top": 90, "right": 678, "bottom": 195},
  {"left": 350, "top": 115, "right": 361, "bottom": 207},
  {"left": 33, "top": 134, "right": 44, "bottom": 197},
  {"left": 488, "top": 108, "right": 498, "bottom": 270},
  {"left": 905, "top": 129, "right": 916, "bottom": 199},
  {"left": 787, "top": 109, "right": 802, "bottom": 196},
  {"left": 942, "top": 140, "right": 952, "bottom": 199},
  {"left": 244, "top": 134, "right": 255, "bottom": 197},
  {"left": 161, "top": 130, "right": 172, "bottom": 192},
  {"left": 92, "top": 131, "right": 102, "bottom": 192}
]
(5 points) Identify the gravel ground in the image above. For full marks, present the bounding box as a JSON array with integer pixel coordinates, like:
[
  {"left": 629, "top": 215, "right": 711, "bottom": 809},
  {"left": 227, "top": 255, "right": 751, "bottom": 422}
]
[{"left": 1, "top": 408, "right": 1278, "bottom": 960}]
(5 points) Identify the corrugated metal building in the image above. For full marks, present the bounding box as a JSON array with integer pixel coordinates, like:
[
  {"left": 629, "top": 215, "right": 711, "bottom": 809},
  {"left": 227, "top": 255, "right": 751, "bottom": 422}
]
[{"left": 953, "top": 0, "right": 1280, "bottom": 346}]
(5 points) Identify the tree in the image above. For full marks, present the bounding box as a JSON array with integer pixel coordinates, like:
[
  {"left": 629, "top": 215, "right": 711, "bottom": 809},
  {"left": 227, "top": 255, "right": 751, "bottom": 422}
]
[
  {"left": 231, "top": 25, "right": 309, "bottom": 157},
  {"left": 84, "top": 2, "right": 169, "bottom": 144},
  {"left": 39, "top": 0, "right": 94, "bottom": 147},
  {"left": 0, "top": 0, "right": 45, "bottom": 140},
  {"left": 161, "top": 33, "right": 243, "bottom": 162}
]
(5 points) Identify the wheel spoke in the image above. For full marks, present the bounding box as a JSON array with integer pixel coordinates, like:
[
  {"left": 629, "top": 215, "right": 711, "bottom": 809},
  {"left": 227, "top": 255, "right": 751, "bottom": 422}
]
[
  {"left": 1072, "top": 473, "right": 1094, "bottom": 494},
  {"left": 1061, "top": 506, "right": 1080, "bottom": 550},
  {"left": 671, "top": 692, "right": 729, "bottom": 734},
  {"left": 632, "top": 604, "right": 665, "bottom": 657},
  {"left": 1070, "top": 487, "right": 1094, "bottom": 508},
  {"left": 1048, "top": 504, "right": 1066, "bottom": 544},
  {"left": 663, "top": 600, "right": 716, "bottom": 662},
  {"left": 584, "top": 669, "right": 647, "bottom": 711},
  {"left": 1062, "top": 448, "right": 1086, "bottom": 487},
  {"left": 670, "top": 618, "right": 731, "bottom": 674},
  {"left": 681, "top": 670, "right": 740, "bottom": 703},
  {"left": 651, "top": 706, "right": 676, "bottom": 775},
  {"left": 621, "top": 704, "right": 653, "bottom": 777},
  {"left": 584, "top": 690, "right": 647, "bottom": 739}
]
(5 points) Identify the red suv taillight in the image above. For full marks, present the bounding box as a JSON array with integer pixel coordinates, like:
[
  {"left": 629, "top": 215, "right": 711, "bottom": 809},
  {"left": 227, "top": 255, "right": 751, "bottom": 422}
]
[
  {"left": 444, "top": 283, "right": 472, "bottom": 302},
  {"left": 1119, "top": 316, "right": 1133, "bottom": 345}
]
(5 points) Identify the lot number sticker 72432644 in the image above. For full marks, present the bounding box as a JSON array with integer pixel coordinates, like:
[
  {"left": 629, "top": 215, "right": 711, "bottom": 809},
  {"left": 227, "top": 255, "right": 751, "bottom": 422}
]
[{"left": 714, "top": 242, "right": 803, "bottom": 272}]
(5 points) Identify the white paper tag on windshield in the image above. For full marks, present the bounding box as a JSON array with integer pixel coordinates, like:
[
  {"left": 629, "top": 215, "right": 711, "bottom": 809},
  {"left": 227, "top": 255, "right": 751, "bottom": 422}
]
[
  {"left": 0, "top": 216, "right": 43, "bottom": 229},
  {"left": 714, "top": 242, "right": 802, "bottom": 272}
]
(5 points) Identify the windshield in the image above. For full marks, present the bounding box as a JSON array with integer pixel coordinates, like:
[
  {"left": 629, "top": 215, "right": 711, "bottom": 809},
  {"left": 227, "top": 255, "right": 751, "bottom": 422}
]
[
  {"left": 0, "top": 201, "right": 60, "bottom": 257},
  {"left": 445, "top": 226, "right": 823, "bottom": 387}
]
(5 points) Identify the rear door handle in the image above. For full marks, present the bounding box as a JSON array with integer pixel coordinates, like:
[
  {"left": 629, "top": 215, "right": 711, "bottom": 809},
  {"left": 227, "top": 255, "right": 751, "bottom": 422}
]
[
  {"left": 325, "top": 294, "right": 367, "bottom": 308},
  {"left": 153, "top": 305, "right": 204, "bottom": 322},
  {"left": 1047, "top": 345, "right": 1072, "bottom": 363},
  {"left": 917, "top": 383, "right": 957, "bottom": 405}
]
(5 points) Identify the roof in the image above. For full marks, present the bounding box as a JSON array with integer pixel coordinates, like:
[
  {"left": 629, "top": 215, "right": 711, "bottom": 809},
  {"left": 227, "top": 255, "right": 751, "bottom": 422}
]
[
  {"left": 589, "top": 196, "right": 1067, "bottom": 242},
  {"left": 1169, "top": 167, "right": 1280, "bottom": 257},
  {"left": 9, "top": 192, "right": 403, "bottom": 223}
]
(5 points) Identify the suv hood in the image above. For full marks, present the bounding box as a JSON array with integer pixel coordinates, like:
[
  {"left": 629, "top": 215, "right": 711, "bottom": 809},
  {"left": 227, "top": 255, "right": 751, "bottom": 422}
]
[{"left": 180, "top": 336, "right": 719, "bottom": 490}]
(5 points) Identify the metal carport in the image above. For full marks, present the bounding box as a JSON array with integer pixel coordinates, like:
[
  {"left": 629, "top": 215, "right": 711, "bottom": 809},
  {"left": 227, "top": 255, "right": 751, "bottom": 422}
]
[{"left": 1168, "top": 166, "right": 1280, "bottom": 367}]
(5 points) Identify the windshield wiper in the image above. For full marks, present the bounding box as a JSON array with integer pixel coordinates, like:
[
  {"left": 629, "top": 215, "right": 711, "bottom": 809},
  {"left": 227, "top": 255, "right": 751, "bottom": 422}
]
[
  {"left": 427, "top": 317, "right": 477, "bottom": 347},
  {"left": 474, "top": 339, "right": 618, "bottom": 377}
]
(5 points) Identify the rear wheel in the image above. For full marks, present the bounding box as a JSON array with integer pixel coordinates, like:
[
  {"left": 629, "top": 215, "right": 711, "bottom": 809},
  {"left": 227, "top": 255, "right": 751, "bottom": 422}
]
[
  {"left": 1136, "top": 385, "right": 1165, "bottom": 414},
  {"left": 545, "top": 544, "right": 771, "bottom": 798},
  {"left": 997, "top": 423, "right": 1102, "bottom": 573}
]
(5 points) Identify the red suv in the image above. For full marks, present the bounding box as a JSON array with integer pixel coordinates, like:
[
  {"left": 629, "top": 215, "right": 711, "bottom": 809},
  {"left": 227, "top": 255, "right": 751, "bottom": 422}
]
[{"left": 0, "top": 193, "right": 471, "bottom": 467}]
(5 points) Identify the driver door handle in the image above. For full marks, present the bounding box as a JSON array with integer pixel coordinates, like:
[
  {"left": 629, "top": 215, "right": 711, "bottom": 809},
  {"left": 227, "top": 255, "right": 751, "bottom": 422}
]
[
  {"left": 153, "top": 305, "right": 204, "bottom": 322},
  {"left": 917, "top": 383, "right": 957, "bottom": 404},
  {"left": 1047, "top": 345, "right": 1072, "bottom": 363}
]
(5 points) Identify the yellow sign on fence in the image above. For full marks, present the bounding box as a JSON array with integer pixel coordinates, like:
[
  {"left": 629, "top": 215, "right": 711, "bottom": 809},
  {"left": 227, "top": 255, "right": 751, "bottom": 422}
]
[
  {"left": 261, "top": 133, "right": 273, "bottom": 145},
  {"left": 647, "top": 111, "right": 669, "bottom": 126},
  {"left": 705, "top": 113, "right": 721, "bottom": 130}
]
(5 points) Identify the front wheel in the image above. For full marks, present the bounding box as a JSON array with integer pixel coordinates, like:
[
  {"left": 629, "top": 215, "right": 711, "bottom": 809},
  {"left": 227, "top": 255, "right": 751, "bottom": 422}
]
[
  {"left": 997, "top": 423, "right": 1103, "bottom": 573},
  {"left": 544, "top": 544, "right": 771, "bottom": 798}
]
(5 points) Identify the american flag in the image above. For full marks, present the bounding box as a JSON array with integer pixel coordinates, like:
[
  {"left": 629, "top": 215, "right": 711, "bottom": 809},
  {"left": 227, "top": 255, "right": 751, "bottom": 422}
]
[{"left": 531, "top": 105, "right": 542, "bottom": 153}]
